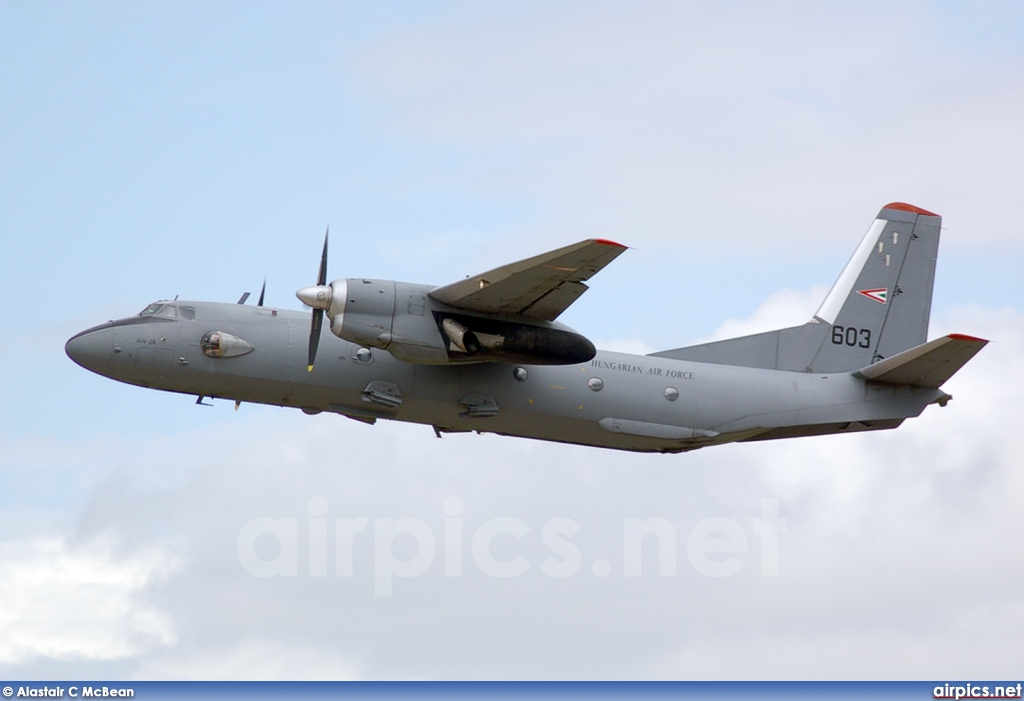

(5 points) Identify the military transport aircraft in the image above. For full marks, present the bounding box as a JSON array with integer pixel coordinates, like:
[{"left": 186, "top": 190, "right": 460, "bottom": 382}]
[{"left": 66, "top": 202, "right": 986, "bottom": 453}]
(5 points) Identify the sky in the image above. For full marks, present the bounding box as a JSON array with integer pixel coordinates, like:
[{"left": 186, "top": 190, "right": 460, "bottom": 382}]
[{"left": 1, "top": 0, "right": 1023, "bottom": 681}]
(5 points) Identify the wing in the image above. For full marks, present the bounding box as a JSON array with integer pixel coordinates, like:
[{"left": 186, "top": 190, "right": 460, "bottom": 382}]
[{"left": 429, "top": 239, "right": 627, "bottom": 321}]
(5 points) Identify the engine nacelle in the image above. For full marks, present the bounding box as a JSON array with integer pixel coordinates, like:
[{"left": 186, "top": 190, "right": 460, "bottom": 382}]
[
  {"left": 325, "top": 279, "right": 451, "bottom": 363},
  {"left": 325, "top": 278, "right": 392, "bottom": 347},
  {"left": 319, "top": 279, "right": 596, "bottom": 366}
]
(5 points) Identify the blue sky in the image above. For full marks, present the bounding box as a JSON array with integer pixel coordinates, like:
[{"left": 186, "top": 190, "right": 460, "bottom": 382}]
[{"left": 2, "top": 1, "right": 1023, "bottom": 680}]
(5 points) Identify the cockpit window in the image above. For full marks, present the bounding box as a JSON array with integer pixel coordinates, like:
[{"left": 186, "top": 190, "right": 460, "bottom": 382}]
[
  {"left": 178, "top": 306, "right": 195, "bottom": 320},
  {"left": 139, "top": 303, "right": 180, "bottom": 319}
]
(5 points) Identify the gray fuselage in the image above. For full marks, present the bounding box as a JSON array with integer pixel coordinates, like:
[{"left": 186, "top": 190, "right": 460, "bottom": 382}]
[{"left": 65, "top": 300, "right": 946, "bottom": 454}]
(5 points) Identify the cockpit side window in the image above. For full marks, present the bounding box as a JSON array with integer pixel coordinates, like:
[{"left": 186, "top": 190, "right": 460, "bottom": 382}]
[
  {"left": 139, "top": 303, "right": 179, "bottom": 319},
  {"left": 178, "top": 306, "right": 196, "bottom": 320}
]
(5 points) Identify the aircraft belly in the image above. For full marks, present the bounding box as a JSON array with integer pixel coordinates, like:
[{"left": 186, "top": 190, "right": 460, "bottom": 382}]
[
  {"left": 697, "top": 370, "right": 936, "bottom": 434},
  {"left": 397, "top": 358, "right": 736, "bottom": 452}
]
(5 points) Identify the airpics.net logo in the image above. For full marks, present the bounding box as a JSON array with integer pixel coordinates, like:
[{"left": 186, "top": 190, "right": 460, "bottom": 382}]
[{"left": 235, "top": 497, "right": 786, "bottom": 596}]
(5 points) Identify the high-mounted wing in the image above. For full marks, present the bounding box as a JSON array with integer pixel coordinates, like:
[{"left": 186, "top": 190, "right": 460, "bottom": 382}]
[{"left": 429, "top": 239, "right": 627, "bottom": 321}]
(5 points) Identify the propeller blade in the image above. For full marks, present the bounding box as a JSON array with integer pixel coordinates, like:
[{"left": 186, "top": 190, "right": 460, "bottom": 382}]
[
  {"left": 303, "top": 227, "right": 330, "bottom": 373},
  {"left": 257, "top": 278, "right": 266, "bottom": 307},
  {"left": 308, "top": 308, "right": 323, "bottom": 372},
  {"left": 318, "top": 228, "right": 329, "bottom": 286},
  {"left": 236, "top": 292, "right": 251, "bottom": 305}
]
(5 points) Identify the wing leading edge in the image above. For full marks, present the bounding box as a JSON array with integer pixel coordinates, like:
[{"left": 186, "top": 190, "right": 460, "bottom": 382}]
[{"left": 429, "top": 239, "right": 627, "bottom": 322}]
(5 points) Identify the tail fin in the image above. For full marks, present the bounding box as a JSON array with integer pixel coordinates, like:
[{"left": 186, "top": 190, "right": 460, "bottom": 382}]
[
  {"left": 807, "top": 202, "right": 941, "bottom": 371},
  {"left": 650, "top": 203, "right": 943, "bottom": 373}
]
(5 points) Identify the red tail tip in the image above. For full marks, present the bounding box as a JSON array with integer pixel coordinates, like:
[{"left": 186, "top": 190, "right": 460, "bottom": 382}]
[{"left": 883, "top": 202, "right": 939, "bottom": 217}]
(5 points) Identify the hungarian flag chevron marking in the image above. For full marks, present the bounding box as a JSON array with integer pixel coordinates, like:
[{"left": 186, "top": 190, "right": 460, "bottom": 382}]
[{"left": 857, "top": 287, "right": 888, "bottom": 304}]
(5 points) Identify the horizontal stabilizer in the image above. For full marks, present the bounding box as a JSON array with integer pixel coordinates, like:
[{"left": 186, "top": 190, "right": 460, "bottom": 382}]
[{"left": 853, "top": 334, "right": 987, "bottom": 388}]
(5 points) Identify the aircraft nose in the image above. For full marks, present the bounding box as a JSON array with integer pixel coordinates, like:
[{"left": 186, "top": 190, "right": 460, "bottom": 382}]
[{"left": 65, "top": 325, "right": 114, "bottom": 375}]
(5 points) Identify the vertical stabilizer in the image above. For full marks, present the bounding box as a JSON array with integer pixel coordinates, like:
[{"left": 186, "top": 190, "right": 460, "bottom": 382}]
[
  {"left": 649, "top": 203, "right": 942, "bottom": 373},
  {"left": 807, "top": 202, "right": 940, "bottom": 372}
]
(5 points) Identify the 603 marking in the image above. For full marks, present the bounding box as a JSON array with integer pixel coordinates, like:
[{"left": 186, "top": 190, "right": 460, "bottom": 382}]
[{"left": 832, "top": 325, "right": 871, "bottom": 349}]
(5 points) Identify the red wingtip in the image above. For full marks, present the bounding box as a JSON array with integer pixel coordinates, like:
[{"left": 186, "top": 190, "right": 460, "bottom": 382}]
[
  {"left": 593, "top": 238, "right": 626, "bottom": 248},
  {"left": 883, "top": 202, "right": 939, "bottom": 217},
  {"left": 948, "top": 333, "right": 988, "bottom": 343}
]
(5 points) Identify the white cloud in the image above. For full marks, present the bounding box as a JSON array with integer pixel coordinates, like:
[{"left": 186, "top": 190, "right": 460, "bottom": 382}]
[
  {"left": 347, "top": 2, "right": 1024, "bottom": 253},
  {"left": 130, "top": 642, "right": 362, "bottom": 681},
  {"left": 702, "top": 286, "right": 830, "bottom": 342},
  {"left": 594, "top": 337, "right": 656, "bottom": 355},
  {"left": 0, "top": 537, "right": 178, "bottom": 665}
]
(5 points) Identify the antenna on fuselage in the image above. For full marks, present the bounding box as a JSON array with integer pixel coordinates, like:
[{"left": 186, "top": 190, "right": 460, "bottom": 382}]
[{"left": 237, "top": 278, "right": 267, "bottom": 306}]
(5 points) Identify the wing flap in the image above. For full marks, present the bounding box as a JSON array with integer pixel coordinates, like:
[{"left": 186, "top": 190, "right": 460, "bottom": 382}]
[
  {"left": 429, "top": 239, "right": 627, "bottom": 321},
  {"left": 853, "top": 334, "right": 988, "bottom": 388}
]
